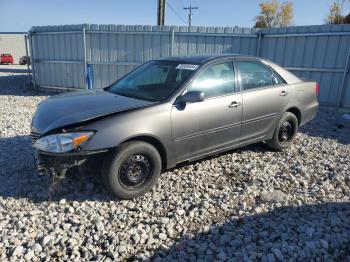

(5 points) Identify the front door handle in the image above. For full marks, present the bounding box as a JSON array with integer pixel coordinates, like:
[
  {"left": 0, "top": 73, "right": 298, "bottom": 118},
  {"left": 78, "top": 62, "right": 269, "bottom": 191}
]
[
  {"left": 229, "top": 101, "right": 241, "bottom": 108},
  {"left": 280, "top": 90, "right": 288, "bottom": 96}
]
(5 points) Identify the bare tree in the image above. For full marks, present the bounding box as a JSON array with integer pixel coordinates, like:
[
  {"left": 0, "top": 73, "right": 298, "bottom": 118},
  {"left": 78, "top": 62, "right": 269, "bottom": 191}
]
[{"left": 325, "top": 0, "right": 350, "bottom": 24}]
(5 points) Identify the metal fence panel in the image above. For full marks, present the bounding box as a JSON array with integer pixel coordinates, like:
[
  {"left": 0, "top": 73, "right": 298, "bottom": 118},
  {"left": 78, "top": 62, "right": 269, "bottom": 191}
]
[
  {"left": 29, "top": 24, "right": 350, "bottom": 109},
  {"left": 258, "top": 24, "right": 350, "bottom": 108}
]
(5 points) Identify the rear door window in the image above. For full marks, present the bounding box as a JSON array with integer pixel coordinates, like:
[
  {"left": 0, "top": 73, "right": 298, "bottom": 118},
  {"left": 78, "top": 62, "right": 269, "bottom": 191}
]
[{"left": 236, "top": 60, "right": 273, "bottom": 91}]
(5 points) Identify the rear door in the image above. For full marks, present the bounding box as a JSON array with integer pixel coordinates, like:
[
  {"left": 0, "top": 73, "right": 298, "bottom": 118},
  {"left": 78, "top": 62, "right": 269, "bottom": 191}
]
[
  {"left": 235, "top": 59, "right": 291, "bottom": 142},
  {"left": 171, "top": 60, "right": 242, "bottom": 162}
]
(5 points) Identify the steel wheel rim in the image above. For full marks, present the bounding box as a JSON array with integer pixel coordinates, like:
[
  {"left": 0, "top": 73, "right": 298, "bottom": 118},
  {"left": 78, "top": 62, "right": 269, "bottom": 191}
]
[
  {"left": 119, "top": 154, "right": 153, "bottom": 189},
  {"left": 278, "top": 121, "right": 293, "bottom": 143}
]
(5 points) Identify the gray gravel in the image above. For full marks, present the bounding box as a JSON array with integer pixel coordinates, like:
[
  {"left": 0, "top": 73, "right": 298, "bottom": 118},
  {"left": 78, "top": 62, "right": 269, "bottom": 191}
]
[{"left": 0, "top": 70, "right": 350, "bottom": 261}]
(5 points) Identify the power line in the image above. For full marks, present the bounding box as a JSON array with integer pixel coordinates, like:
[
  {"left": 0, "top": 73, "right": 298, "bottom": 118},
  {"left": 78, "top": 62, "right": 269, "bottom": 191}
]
[{"left": 166, "top": 1, "right": 187, "bottom": 25}]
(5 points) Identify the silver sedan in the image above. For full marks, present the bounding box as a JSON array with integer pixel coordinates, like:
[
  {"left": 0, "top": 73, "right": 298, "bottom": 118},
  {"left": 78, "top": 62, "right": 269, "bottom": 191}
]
[{"left": 31, "top": 54, "right": 319, "bottom": 199}]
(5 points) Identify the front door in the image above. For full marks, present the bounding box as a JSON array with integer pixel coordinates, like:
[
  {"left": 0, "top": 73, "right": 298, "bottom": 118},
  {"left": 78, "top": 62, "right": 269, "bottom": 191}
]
[{"left": 171, "top": 60, "right": 242, "bottom": 162}]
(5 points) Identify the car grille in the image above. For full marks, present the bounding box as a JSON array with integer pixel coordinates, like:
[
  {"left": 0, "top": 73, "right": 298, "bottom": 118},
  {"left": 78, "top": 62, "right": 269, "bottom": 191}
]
[{"left": 30, "top": 131, "right": 41, "bottom": 144}]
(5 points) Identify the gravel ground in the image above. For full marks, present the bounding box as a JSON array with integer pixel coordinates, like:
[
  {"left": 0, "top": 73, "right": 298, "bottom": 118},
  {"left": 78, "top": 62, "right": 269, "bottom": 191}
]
[{"left": 0, "top": 69, "right": 350, "bottom": 261}]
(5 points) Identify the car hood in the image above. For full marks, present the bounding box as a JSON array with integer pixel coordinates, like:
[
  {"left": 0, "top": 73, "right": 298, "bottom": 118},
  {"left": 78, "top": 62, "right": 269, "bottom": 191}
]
[{"left": 31, "top": 89, "right": 154, "bottom": 134}]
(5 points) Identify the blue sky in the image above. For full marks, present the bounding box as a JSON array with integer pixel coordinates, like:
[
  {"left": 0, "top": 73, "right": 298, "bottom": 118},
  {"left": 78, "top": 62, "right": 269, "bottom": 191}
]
[{"left": 0, "top": 0, "right": 347, "bottom": 32}]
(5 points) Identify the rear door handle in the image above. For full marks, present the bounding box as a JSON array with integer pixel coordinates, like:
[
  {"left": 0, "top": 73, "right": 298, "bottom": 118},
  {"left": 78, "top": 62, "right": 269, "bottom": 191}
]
[
  {"left": 280, "top": 90, "right": 288, "bottom": 96},
  {"left": 229, "top": 101, "right": 241, "bottom": 108}
]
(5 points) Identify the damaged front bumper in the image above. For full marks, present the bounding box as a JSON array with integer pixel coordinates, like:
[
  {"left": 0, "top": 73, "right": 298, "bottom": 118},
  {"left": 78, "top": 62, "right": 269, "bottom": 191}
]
[{"left": 34, "top": 149, "right": 108, "bottom": 177}]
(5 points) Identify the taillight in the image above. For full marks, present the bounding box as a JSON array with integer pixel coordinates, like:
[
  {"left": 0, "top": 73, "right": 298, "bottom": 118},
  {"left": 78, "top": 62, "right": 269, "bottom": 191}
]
[{"left": 315, "top": 83, "right": 319, "bottom": 94}]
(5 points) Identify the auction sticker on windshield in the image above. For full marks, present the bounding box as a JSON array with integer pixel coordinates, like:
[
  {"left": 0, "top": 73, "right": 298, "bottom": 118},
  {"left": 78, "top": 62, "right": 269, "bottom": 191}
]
[{"left": 176, "top": 64, "right": 199, "bottom": 70}]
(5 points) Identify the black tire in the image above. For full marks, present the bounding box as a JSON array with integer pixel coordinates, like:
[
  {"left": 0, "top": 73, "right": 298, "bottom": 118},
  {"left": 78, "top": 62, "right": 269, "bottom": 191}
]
[
  {"left": 102, "top": 141, "right": 162, "bottom": 199},
  {"left": 267, "top": 112, "right": 298, "bottom": 151}
]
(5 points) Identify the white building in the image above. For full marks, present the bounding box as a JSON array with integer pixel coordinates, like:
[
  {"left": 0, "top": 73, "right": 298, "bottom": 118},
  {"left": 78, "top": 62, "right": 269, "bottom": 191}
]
[{"left": 0, "top": 33, "right": 27, "bottom": 64}]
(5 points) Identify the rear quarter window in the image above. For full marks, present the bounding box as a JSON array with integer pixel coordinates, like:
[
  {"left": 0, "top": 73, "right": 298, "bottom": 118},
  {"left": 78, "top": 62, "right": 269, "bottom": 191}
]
[
  {"left": 272, "top": 70, "right": 286, "bottom": 85},
  {"left": 264, "top": 60, "right": 302, "bottom": 84}
]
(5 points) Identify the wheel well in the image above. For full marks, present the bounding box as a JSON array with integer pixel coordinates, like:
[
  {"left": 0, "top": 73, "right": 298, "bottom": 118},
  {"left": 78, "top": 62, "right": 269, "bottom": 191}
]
[
  {"left": 123, "top": 136, "right": 167, "bottom": 170},
  {"left": 287, "top": 107, "right": 301, "bottom": 126}
]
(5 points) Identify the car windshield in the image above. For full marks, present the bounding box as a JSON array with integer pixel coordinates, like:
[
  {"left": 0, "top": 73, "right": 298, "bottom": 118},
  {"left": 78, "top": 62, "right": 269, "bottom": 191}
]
[{"left": 107, "top": 60, "right": 198, "bottom": 102}]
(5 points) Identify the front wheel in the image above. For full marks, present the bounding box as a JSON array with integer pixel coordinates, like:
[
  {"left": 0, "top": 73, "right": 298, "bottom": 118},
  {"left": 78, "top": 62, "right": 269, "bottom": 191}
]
[
  {"left": 267, "top": 112, "right": 298, "bottom": 151},
  {"left": 102, "top": 141, "right": 162, "bottom": 199}
]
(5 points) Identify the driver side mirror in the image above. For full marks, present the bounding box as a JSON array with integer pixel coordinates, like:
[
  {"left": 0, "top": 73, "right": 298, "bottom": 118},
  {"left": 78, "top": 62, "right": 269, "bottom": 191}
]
[{"left": 178, "top": 91, "right": 205, "bottom": 104}]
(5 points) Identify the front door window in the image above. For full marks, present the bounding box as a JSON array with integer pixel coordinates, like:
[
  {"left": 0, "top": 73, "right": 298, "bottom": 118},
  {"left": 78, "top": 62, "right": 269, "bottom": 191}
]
[{"left": 187, "top": 61, "right": 235, "bottom": 98}]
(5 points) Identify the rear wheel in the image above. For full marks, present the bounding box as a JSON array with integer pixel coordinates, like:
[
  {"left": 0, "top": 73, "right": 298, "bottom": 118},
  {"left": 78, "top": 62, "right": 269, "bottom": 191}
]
[
  {"left": 102, "top": 141, "right": 162, "bottom": 199},
  {"left": 267, "top": 112, "right": 298, "bottom": 151}
]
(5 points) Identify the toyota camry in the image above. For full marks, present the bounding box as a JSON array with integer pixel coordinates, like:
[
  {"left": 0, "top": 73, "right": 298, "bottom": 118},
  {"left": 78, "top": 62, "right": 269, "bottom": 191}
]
[{"left": 31, "top": 54, "right": 319, "bottom": 199}]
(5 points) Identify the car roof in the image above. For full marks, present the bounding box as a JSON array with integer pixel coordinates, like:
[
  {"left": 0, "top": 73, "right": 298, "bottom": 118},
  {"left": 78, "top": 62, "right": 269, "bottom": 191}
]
[{"left": 157, "top": 54, "right": 258, "bottom": 64}]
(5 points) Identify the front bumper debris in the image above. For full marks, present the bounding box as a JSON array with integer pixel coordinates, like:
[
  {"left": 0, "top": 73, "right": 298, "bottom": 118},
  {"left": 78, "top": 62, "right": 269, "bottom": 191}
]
[
  {"left": 35, "top": 151, "right": 87, "bottom": 177},
  {"left": 34, "top": 149, "right": 108, "bottom": 177}
]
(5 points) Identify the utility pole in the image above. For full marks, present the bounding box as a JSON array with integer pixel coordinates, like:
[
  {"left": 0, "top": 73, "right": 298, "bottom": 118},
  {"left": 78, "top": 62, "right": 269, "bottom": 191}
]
[
  {"left": 183, "top": 4, "right": 199, "bottom": 27},
  {"left": 157, "top": 0, "right": 165, "bottom": 26}
]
